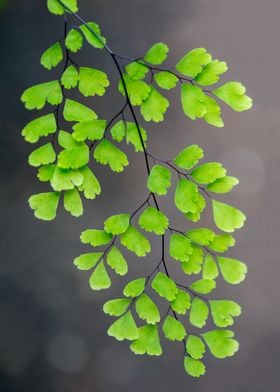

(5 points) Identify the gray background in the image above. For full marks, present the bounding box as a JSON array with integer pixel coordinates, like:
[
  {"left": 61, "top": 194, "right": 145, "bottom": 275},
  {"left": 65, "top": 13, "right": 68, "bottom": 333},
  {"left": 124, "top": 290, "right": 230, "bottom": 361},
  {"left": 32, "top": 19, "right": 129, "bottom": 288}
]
[{"left": 0, "top": 0, "right": 279, "bottom": 390}]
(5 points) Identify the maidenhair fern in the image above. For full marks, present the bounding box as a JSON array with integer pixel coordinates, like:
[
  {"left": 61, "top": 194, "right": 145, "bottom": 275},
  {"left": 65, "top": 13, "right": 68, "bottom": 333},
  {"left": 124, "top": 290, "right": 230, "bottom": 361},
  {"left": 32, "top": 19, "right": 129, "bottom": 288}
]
[{"left": 21, "top": 0, "right": 253, "bottom": 378}]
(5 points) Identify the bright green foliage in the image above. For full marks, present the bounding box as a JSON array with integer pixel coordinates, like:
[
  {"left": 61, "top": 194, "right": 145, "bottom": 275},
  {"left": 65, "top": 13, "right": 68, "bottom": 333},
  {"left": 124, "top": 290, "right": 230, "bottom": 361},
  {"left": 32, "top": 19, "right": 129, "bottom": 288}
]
[
  {"left": 208, "top": 233, "right": 235, "bottom": 253},
  {"left": 125, "top": 122, "right": 147, "bottom": 152},
  {"left": 171, "top": 289, "right": 191, "bottom": 315},
  {"left": 202, "top": 330, "right": 239, "bottom": 358},
  {"left": 78, "top": 67, "right": 109, "bottom": 97},
  {"left": 140, "top": 87, "right": 169, "bottom": 122},
  {"left": 40, "top": 42, "right": 63, "bottom": 70},
  {"left": 29, "top": 192, "right": 60, "bottom": 221},
  {"left": 130, "top": 324, "right": 162, "bottom": 356},
  {"left": 185, "top": 192, "right": 206, "bottom": 222},
  {"left": 50, "top": 167, "right": 83, "bottom": 191},
  {"left": 72, "top": 120, "right": 106, "bottom": 141},
  {"left": 173, "top": 145, "right": 204, "bottom": 170},
  {"left": 176, "top": 48, "right": 211, "bottom": 77},
  {"left": 214, "top": 82, "right": 253, "bottom": 112},
  {"left": 147, "top": 165, "right": 172, "bottom": 195},
  {"left": 135, "top": 294, "right": 160, "bottom": 324},
  {"left": 189, "top": 297, "right": 209, "bottom": 328},
  {"left": 119, "top": 74, "right": 151, "bottom": 106},
  {"left": 65, "top": 29, "right": 83, "bottom": 52},
  {"left": 181, "top": 245, "right": 204, "bottom": 275},
  {"left": 107, "top": 246, "right": 128, "bottom": 276},
  {"left": 21, "top": 81, "right": 62, "bottom": 110},
  {"left": 169, "top": 234, "right": 192, "bottom": 262},
  {"left": 162, "top": 316, "right": 186, "bottom": 341},
  {"left": 138, "top": 207, "right": 169, "bottom": 235},
  {"left": 195, "top": 60, "right": 228, "bottom": 86},
  {"left": 152, "top": 272, "right": 178, "bottom": 301},
  {"left": 61, "top": 65, "right": 79, "bottom": 89},
  {"left": 47, "top": 0, "right": 78, "bottom": 15},
  {"left": 207, "top": 176, "right": 239, "bottom": 193},
  {"left": 80, "top": 229, "right": 112, "bottom": 246},
  {"left": 28, "top": 143, "right": 56, "bottom": 167},
  {"left": 212, "top": 200, "right": 246, "bottom": 233},
  {"left": 187, "top": 228, "right": 215, "bottom": 246},
  {"left": 104, "top": 214, "right": 130, "bottom": 235},
  {"left": 125, "top": 61, "right": 149, "bottom": 80},
  {"left": 217, "top": 257, "right": 247, "bottom": 284},
  {"left": 74, "top": 252, "right": 102, "bottom": 270},
  {"left": 123, "top": 278, "right": 146, "bottom": 298},
  {"left": 144, "top": 42, "right": 169, "bottom": 65},
  {"left": 181, "top": 84, "right": 207, "bottom": 120},
  {"left": 78, "top": 166, "right": 101, "bottom": 199},
  {"left": 189, "top": 279, "right": 216, "bottom": 294},
  {"left": 103, "top": 298, "right": 131, "bottom": 316},
  {"left": 154, "top": 71, "right": 178, "bottom": 90},
  {"left": 108, "top": 311, "right": 138, "bottom": 341},
  {"left": 120, "top": 226, "right": 151, "bottom": 257},
  {"left": 191, "top": 162, "right": 226, "bottom": 184},
  {"left": 80, "top": 22, "right": 106, "bottom": 49},
  {"left": 186, "top": 335, "right": 205, "bottom": 359},
  {"left": 203, "top": 95, "right": 224, "bottom": 127},
  {"left": 175, "top": 178, "right": 198, "bottom": 213},
  {"left": 63, "top": 98, "right": 97, "bottom": 121},
  {"left": 110, "top": 120, "right": 126, "bottom": 142},
  {"left": 210, "top": 300, "right": 241, "bottom": 327},
  {"left": 184, "top": 357, "right": 206, "bottom": 377},
  {"left": 64, "top": 188, "right": 83, "bottom": 217},
  {"left": 89, "top": 261, "right": 111, "bottom": 290},
  {"left": 22, "top": 114, "right": 57, "bottom": 143},
  {"left": 94, "top": 139, "right": 129, "bottom": 172},
  {"left": 202, "top": 254, "right": 219, "bottom": 280},
  {"left": 57, "top": 133, "right": 89, "bottom": 169}
]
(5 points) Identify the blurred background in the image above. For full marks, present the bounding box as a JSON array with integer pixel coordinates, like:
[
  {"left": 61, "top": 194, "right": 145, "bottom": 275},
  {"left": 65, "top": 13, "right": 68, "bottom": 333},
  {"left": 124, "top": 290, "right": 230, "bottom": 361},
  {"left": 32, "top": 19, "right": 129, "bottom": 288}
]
[{"left": 1, "top": 0, "right": 279, "bottom": 390}]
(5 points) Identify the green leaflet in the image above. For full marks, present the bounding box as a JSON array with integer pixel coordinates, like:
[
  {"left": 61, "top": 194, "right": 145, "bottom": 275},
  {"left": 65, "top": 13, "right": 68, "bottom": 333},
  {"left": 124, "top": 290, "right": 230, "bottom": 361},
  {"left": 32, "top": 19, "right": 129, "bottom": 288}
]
[
  {"left": 57, "top": 131, "right": 89, "bottom": 169},
  {"left": 104, "top": 214, "right": 130, "bottom": 235},
  {"left": 147, "top": 165, "right": 172, "bottom": 196},
  {"left": 61, "top": 65, "right": 79, "bottom": 89},
  {"left": 22, "top": 113, "right": 57, "bottom": 143},
  {"left": 106, "top": 246, "right": 128, "bottom": 276},
  {"left": 184, "top": 357, "right": 206, "bottom": 378},
  {"left": 78, "top": 166, "right": 101, "bottom": 200},
  {"left": 65, "top": 29, "right": 83, "bottom": 52},
  {"left": 169, "top": 233, "right": 192, "bottom": 262},
  {"left": 140, "top": 87, "right": 169, "bottom": 122},
  {"left": 74, "top": 252, "right": 103, "bottom": 270},
  {"left": 38, "top": 164, "right": 56, "bottom": 182},
  {"left": 28, "top": 143, "right": 56, "bottom": 167},
  {"left": 144, "top": 42, "right": 169, "bottom": 65},
  {"left": 191, "top": 162, "right": 226, "bottom": 184},
  {"left": 130, "top": 324, "right": 162, "bottom": 356},
  {"left": 72, "top": 120, "right": 107, "bottom": 142},
  {"left": 151, "top": 272, "right": 178, "bottom": 301},
  {"left": 138, "top": 207, "right": 169, "bottom": 235},
  {"left": 135, "top": 294, "right": 160, "bottom": 324},
  {"left": 162, "top": 316, "right": 186, "bottom": 341},
  {"left": 186, "top": 335, "right": 205, "bottom": 360},
  {"left": 89, "top": 261, "right": 111, "bottom": 290},
  {"left": 40, "top": 42, "right": 63, "bottom": 70},
  {"left": 189, "top": 297, "right": 209, "bottom": 328},
  {"left": 29, "top": 192, "right": 60, "bottom": 221},
  {"left": 21, "top": 81, "right": 62, "bottom": 110},
  {"left": 125, "top": 61, "right": 149, "bottom": 80},
  {"left": 50, "top": 167, "right": 84, "bottom": 191},
  {"left": 154, "top": 71, "right": 178, "bottom": 90},
  {"left": 210, "top": 300, "right": 241, "bottom": 327},
  {"left": 125, "top": 121, "right": 147, "bottom": 152},
  {"left": 214, "top": 82, "right": 253, "bottom": 112},
  {"left": 120, "top": 226, "right": 151, "bottom": 257},
  {"left": 78, "top": 67, "right": 110, "bottom": 97},
  {"left": 195, "top": 59, "right": 228, "bottom": 86},
  {"left": 173, "top": 145, "right": 204, "bottom": 170},
  {"left": 202, "top": 254, "right": 219, "bottom": 280},
  {"left": 181, "top": 84, "right": 207, "bottom": 120},
  {"left": 123, "top": 278, "right": 146, "bottom": 298},
  {"left": 119, "top": 74, "right": 151, "bottom": 106},
  {"left": 110, "top": 120, "right": 126, "bottom": 142},
  {"left": 187, "top": 228, "right": 215, "bottom": 246},
  {"left": 181, "top": 245, "right": 204, "bottom": 275},
  {"left": 202, "top": 329, "right": 239, "bottom": 358},
  {"left": 94, "top": 139, "right": 129, "bottom": 172},
  {"left": 176, "top": 48, "right": 212, "bottom": 77},
  {"left": 212, "top": 200, "right": 246, "bottom": 233},
  {"left": 203, "top": 95, "right": 224, "bottom": 127},
  {"left": 47, "top": 0, "right": 78, "bottom": 15},
  {"left": 171, "top": 289, "right": 191, "bottom": 315},
  {"left": 184, "top": 192, "right": 206, "bottom": 222},
  {"left": 80, "top": 229, "right": 112, "bottom": 247},
  {"left": 217, "top": 257, "right": 247, "bottom": 284},
  {"left": 103, "top": 298, "right": 131, "bottom": 317},
  {"left": 108, "top": 311, "right": 138, "bottom": 341},
  {"left": 208, "top": 233, "right": 235, "bottom": 253},
  {"left": 189, "top": 279, "right": 216, "bottom": 294},
  {"left": 80, "top": 22, "right": 106, "bottom": 49},
  {"left": 175, "top": 178, "right": 198, "bottom": 213},
  {"left": 64, "top": 188, "right": 83, "bottom": 217},
  {"left": 207, "top": 176, "right": 239, "bottom": 194},
  {"left": 63, "top": 99, "right": 97, "bottom": 121}
]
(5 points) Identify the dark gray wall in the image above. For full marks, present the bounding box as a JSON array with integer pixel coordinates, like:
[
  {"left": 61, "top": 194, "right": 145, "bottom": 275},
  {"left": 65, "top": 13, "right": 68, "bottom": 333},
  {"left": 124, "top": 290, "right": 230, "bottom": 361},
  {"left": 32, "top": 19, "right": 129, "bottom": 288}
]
[{"left": 1, "top": 0, "right": 279, "bottom": 391}]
